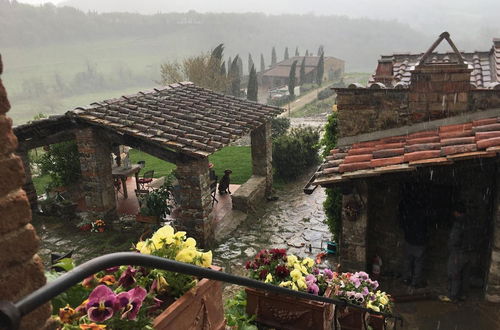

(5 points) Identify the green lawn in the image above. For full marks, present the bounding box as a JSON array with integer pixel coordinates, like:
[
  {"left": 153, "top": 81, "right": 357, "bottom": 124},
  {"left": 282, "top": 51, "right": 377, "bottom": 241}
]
[{"left": 291, "top": 96, "right": 336, "bottom": 118}]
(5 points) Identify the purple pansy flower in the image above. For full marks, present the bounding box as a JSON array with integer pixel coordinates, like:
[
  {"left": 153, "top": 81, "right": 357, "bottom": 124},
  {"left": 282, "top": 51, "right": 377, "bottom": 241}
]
[
  {"left": 105, "top": 266, "right": 120, "bottom": 273},
  {"left": 307, "top": 283, "right": 320, "bottom": 295},
  {"left": 362, "top": 286, "right": 369, "bottom": 296},
  {"left": 86, "top": 285, "right": 116, "bottom": 322},
  {"left": 305, "top": 274, "right": 316, "bottom": 284},
  {"left": 115, "top": 286, "right": 147, "bottom": 320},
  {"left": 118, "top": 266, "right": 138, "bottom": 288},
  {"left": 323, "top": 268, "right": 334, "bottom": 279}
]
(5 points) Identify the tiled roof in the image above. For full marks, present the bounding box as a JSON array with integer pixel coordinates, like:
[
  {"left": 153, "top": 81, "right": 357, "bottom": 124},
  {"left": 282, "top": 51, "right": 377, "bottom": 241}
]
[
  {"left": 371, "top": 51, "right": 495, "bottom": 88},
  {"left": 314, "top": 116, "right": 500, "bottom": 185},
  {"left": 67, "top": 82, "right": 283, "bottom": 158},
  {"left": 278, "top": 56, "right": 323, "bottom": 67}
]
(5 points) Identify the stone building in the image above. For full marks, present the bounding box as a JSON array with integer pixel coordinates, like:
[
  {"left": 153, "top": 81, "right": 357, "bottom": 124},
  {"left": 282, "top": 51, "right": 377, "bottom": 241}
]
[
  {"left": 312, "top": 32, "right": 500, "bottom": 302},
  {"left": 0, "top": 55, "right": 51, "bottom": 327},
  {"left": 261, "top": 56, "right": 345, "bottom": 89},
  {"left": 14, "top": 82, "right": 282, "bottom": 247}
]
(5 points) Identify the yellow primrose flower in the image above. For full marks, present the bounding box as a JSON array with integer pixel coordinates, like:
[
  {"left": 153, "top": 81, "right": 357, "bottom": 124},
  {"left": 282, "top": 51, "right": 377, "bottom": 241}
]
[
  {"left": 379, "top": 295, "right": 389, "bottom": 305},
  {"left": 296, "top": 277, "right": 307, "bottom": 290},
  {"left": 287, "top": 255, "right": 298, "bottom": 266},
  {"left": 152, "top": 225, "right": 174, "bottom": 245},
  {"left": 200, "top": 251, "right": 212, "bottom": 267},
  {"left": 302, "top": 258, "right": 314, "bottom": 268},
  {"left": 279, "top": 281, "right": 292, "bottom": 288},
  {"left": 292, "top": 283, "right": 298, "bottom": 291},
  {"left": 290, "top": 269, "right": 302, "bottom": 281},
  {"left": 367, "top": 301, "right": 380, "bottom": 312},
  {"left": 293, "top": 263, "right": 309, "bottom": 275},
  {"left": 265, "top": 273, "right": 273, "bottom": 283},
  {"left": 183, "top": 237, "right": 197, "bottom": 249},
  {"left": 175, "top": 248, "right": 197, "bottom": 263},
  {"left": 174, "top": 231, "right": 187, "bottom": 240},
  {"left": 135, "top": 241, "right": 151, "bottom": 254},
  {"left": 157, "top": 275, "right": 169, "bottom": 294}
]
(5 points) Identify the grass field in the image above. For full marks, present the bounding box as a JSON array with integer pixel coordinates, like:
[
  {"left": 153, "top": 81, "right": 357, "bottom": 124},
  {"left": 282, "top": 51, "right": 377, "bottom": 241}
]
[
  {"left": 33, "top": 146, "right": 253, "bottom": 193},
  {"left": 291, "top": 95, "right": 336, "bottom": 118}
]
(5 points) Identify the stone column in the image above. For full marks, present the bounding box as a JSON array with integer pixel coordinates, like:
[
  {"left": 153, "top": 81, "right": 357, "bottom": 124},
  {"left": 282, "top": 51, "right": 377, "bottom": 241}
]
[
  {"left": 486, "top": 167, "right": 500, "bottom": 303},
  {"left": 75, "top": 127, "right": 117, "bottom": 220},
  {"left": 175, "top": 157, "right": 214, "bottom": 247},
  {"left": 17, "top": 149, "right": 38, "bottom": 210},
  {"left": 0, "top": 54, "right": 51, "bottom": 328},
  {"left": 339, "top": 180, "right": 369, "bottom": 272},
  {"left": 251, "top": 121, "right": 273, "bottom": 196}
]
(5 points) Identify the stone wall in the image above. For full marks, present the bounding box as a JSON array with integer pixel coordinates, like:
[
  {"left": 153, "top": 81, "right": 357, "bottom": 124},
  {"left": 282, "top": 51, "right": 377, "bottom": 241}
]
[
  {"left": 175, "top": 157, "right": 214, "bottom": 247},
  {"left": 337, "top": 62, "right": 500, "bottom": 138},
  {"left": 251, "top": 122, "right": 273, "bottom": 196},
  {"left": 487, "top": 163, "right": 500, "bottom": 302},
  {"left": 339, "top": 180, "right": 369, "bottom": 271},
  {"left": 0, "top": 55, "right": 51, "bottom": 328},
  {"left": 336, "top": 89, "right": 408, "bottom": 137}
]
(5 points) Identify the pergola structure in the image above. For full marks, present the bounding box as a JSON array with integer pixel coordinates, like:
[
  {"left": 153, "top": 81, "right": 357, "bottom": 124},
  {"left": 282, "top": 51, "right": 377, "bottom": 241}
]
[{"left": 14, "top": 82, "right": 283, "bottom": 246}]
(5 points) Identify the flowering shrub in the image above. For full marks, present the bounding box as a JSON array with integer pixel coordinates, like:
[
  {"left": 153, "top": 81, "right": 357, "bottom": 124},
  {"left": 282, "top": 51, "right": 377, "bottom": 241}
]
[
  {"left": 52, "top": 225, "right": 213, "bottom": 329},
  {"left": 245, "top": 249, "right": 334, "bottom": 296},
  {"left": 331, "top": 271, "right": 393, "bottom": 313}
]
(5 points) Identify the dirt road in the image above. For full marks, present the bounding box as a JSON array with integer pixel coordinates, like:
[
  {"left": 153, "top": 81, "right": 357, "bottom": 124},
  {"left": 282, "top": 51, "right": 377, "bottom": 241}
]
[{"left": 279, "top": 85, "right": 331, "bottom": 117}]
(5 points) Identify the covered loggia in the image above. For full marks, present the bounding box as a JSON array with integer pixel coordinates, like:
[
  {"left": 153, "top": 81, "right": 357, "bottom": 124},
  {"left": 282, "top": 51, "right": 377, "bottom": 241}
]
[{"left": 14, "top": 82, "right": 282, "bottom": 247}]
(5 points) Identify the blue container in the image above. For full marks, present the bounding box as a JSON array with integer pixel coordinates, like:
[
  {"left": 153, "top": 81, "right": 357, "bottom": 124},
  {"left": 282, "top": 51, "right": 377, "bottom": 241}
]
[{"left": 326, "top": 241, "right": 337, "bottom": 255}]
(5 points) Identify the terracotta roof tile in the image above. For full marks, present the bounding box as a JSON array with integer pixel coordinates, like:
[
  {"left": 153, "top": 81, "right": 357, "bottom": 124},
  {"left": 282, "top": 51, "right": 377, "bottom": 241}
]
[
  {"left": 314, "top": 115, "right": 500, "bottom": 186},
  {"left": 66, "top": 82, "right": 282, "bottom": 158}
]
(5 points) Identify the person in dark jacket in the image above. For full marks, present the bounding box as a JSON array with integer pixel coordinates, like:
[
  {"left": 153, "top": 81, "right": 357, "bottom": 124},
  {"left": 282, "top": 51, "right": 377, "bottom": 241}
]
[
  {"left": 399, "top": 189, "right": 429, "bottom": 288},
  {"left": 439, "top": 202, "right": 475, "bottom": 303}
]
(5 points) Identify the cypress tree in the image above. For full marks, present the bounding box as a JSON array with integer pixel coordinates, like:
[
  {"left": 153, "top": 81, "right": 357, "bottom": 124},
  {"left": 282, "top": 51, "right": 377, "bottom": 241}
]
[
  {"left": 237, "top": 56, "right": 243, "bottom": 78},
  {"left": 271, "top": 46, "right": 277, "bottom": 66},
  {"left": 227, "top": 56, "right": 232, "bottom": 74},
  {"left": 299, "top": 57, "right": 306, "bottom": 85},
  {"left": 317, "top": 45, "right": 324, "bottom": 56},
  {"left": 316, "top": 52, "right": 324, "bottom": 86},
  {"left": 247, "top": 64, "right": 258, "bottom": 101},
  {"left": 288, "top": 60, "right": 298, "bottom": 97},
  {"left": 248, "top": 53, "right": 254, "bottom": 76},
  {"left": 229, "top": 56, "right": 240, "bottom": 97},
  {"left": 220, "top": 61, "right": 226, "bottom": 76},
  {"left": 305, "top": 50, "right": 309, "bottom": 56},
  {"left": 260, "top": 53, "right": 265, "bottom": 72},
  {"left": 295, "top": 47, "right": 299, "bottom": 56},
  {"left": 284, "top": 47, "right": 289, "bottom": 60}
]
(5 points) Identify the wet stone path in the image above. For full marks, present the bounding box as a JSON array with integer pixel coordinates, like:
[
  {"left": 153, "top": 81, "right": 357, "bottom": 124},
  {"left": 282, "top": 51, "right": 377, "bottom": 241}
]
[{"left": 212, "top": 168, "right": 332, "bottom": 276}]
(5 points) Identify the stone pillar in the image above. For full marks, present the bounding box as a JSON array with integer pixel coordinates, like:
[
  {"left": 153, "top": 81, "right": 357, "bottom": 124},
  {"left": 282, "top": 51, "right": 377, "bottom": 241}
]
[
  {"left": 251, "top": 122, "right": 272, "bottom": 196},
  {"left": 486, "top": 167, "right": 500, "bottom": 303},
  {"left": 17, "top": 149, "right": 38, "bottom": 210},
  {"left": 175, "top": 157, "right": 214, "bottom": 247},
  {"left": 339, "top": 180, "right": 369, "bottom": 272},
  {"left": 0, "top": 55, "right": 51, "bottom": 328},
  {"left": 75, "top": 127, "right": 116, "bottom": 220}
]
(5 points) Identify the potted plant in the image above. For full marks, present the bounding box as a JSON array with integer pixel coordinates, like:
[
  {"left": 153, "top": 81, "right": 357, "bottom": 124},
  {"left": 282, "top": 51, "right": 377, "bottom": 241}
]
[
  {"left": 331, "top": 271, "right": 393, "bottom": 330},
  {"left": 137, "top": 183, "right": 172, "bottom": 224},
  {"left": 50, "top": 225, "right": 225, "bottom": 329},
  {"left": 244, "top": 249, "right": 335, "bottom": 330}
]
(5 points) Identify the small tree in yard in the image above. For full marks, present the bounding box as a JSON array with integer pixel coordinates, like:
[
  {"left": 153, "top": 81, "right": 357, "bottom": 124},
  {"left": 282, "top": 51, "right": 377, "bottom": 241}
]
[
  {"left": 316, "top": 52, "right": 324, "bottom": 86},
  {"left": 37, "top": 141, "right": 81, "bottom": 189},
  {"left": 260, "top": 53, "right": 265, "bottom": 72},
  {"left": 288, "top": 60, "right": 298, "bottom": 97},
  {"left": 247, "top": 64, "right": 258, "bottom": 101},
  {"left": 271, "top": 46, "right": 277, "bottom": 66},
  {"left": 284, "top": 47, "right": 289, "bottom": 60},
  {"left": 295, "top": 47, "right": 299, "bottom": 56},
  {"left": 299, "top": 57, "right": 306, "bottom": 85}
]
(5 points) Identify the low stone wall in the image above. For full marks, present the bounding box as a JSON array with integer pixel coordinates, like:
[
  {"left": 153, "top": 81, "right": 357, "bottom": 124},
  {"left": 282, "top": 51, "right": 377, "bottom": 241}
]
[{"left": 232, "top": 175, "right": 267, "bottom": 213}]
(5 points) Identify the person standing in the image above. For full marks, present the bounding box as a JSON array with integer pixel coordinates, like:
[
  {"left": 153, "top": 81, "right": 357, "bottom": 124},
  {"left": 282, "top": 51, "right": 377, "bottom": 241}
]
[
  {"left": 399, "top": 189, "right": 429, "bottom": 288},
  {"left": 439, "top": 202, "right": 475, "bottom": 303}
]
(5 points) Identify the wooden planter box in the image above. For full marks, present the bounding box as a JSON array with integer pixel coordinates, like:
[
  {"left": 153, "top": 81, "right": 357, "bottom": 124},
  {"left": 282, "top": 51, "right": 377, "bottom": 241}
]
[
  {"left": 336, "top": 306, "right": 385, "bottom": 330},
  {"left": 136, "top": 214, "right": 159, "bottom": 224},
  {"left": 245, "top": 286, "right": 334, "bottom": 330},
  {"left": 153, "top": 266, "right": 226, "bottom": 330}
]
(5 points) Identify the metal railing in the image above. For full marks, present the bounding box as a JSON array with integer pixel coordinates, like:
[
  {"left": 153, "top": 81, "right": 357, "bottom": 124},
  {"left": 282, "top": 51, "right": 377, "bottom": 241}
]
[{"left": 0, "top": 252, "right": 403, "bottom": 329}]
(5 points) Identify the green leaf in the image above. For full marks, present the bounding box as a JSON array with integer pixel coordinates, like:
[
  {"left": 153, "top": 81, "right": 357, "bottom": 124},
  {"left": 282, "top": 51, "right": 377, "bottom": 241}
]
[{"left": 52, "top": 258, "right": 75, "bottom": 272}]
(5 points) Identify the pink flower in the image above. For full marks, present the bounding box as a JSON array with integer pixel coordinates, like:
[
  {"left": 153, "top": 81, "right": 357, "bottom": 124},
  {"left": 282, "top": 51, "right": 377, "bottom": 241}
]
[
  {"left": 114, "top": 287, "right": 147, "bottom": 320},
  {"left": 86, "top": 285, "right": 116, "bottom": 322},
  {"left": 307, "top": 283, "right": 320, "bottom": 295}
]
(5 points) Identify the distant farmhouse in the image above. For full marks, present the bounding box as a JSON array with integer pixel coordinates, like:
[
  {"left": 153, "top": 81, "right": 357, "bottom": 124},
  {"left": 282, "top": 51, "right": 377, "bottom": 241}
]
[
  {"left": 370, "top": 38, "right": 500, "bottom": 88},
  {"left": 261, "top": 56, "right": 345, "bottom": 89}
]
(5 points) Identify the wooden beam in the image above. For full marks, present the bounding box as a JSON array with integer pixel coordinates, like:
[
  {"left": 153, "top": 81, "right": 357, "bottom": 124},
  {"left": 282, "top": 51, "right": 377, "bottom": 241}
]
[{"left": 17, "top": 130, "right": 76, "bottom": 151}]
